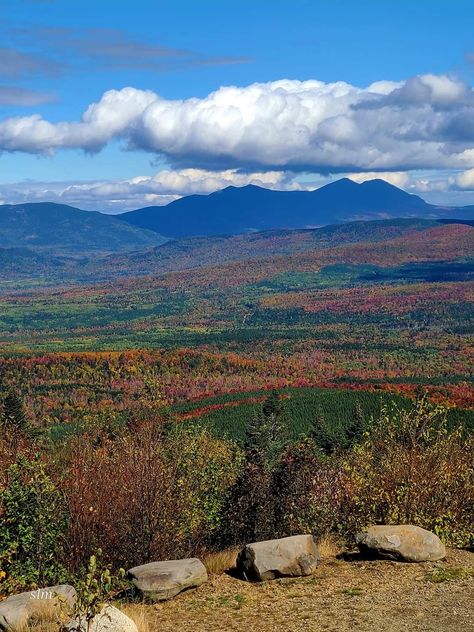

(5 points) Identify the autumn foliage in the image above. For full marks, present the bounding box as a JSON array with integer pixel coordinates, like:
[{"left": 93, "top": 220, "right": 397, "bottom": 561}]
[{"left": 0, "top": 392, "right": 472, "bottom": 594}]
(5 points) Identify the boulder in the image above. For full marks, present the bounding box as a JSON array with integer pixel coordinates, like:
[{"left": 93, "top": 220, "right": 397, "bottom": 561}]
[
  {"left": 127, "top": 558, "right": 208, "bottom": 601},
  {"left": 356, "top": 525, "right": 446, "bottom": 562},
  {"left": 66, "top": 605, "right": 137, "bottom": 632},
  {"left": 0, "top": 584, "right": 76, "bottom": 632},
  {"left": 236, "top": 534, "right": 321, "bottom": 581}
]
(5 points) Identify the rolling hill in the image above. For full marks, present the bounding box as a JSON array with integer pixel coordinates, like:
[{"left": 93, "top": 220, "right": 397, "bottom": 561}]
[
  {"left": 0, "top": 218, "right": 442, "bottom": 289},
  {"left": 1, "top": 217, "right": 471, "bottom": 293},
  {"left": 118, "top": 177, "right": 471, "bottom": 238},
  {"left": 1, "top": 220, "right": 472, "bottom": 333},
  {"left": 2, "top": 180, "right": 472, "bottom": 255},
  {"left": 0, "top": 202, "right": 167, "bottom": 254},
  {"left": 0, "top": 217, "right": 472, "bottom": 409},
  {"left": 99, "top": 218, "right": 440, "bottom": 280}
]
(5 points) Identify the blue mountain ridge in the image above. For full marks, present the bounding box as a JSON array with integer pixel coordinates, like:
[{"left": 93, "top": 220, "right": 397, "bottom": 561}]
[{"left": 118, "top": 177, "right": 471, "bottom": 238}]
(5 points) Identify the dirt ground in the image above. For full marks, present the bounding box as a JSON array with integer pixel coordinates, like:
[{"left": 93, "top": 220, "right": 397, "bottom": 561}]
[{"left": 129, "top": 549, "right": 474, "bottom": 632}]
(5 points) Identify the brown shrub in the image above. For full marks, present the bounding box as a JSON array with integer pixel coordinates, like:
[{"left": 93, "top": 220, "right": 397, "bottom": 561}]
[
  {"left": 272, "top": 439, "right": 348, "bottom": 540},
  {"left": 61, "top": 420, "right": 241, "bottom": 570}
]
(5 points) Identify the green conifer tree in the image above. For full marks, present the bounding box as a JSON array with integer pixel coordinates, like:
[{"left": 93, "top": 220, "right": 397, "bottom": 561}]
[
  {"left": 346, "top": 400, "right": 365, "bottom": 444},
  {"left": 1, "top": 390, "right": 28, "bottom": 433},
  {"left": 245, "top": 390, "right": 287, "bottom": 469}
]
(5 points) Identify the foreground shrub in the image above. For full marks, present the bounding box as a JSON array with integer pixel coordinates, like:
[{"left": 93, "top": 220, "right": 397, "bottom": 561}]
[
  {"left": 0, "top": 457, "right": 67, "bottom": 592},
  {"left": 61, "top": 420, "right": 242, "bottom": 569},
  {"left": 70, "top": 551, "right": 126, "bottom": 626},
  {"left": 272, "top": 439, "right": 347, "bottom": 540},
  {"left": 173, "top": 426, "right": 243, "bottom": 549},
  {"left": 342, "top": 396, "right": 474, "bottom": 547}
]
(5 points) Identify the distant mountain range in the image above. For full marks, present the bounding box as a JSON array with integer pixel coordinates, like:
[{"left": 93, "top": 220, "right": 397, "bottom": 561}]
[
  {"left": 0, "top": 202, "right": 166, "bottom": 254},
  {"left": 0, "top": 179, "right": 473, "bottom": 256},
  {"left": 118, "top": 178, "right": 473, "bottom": 238}
]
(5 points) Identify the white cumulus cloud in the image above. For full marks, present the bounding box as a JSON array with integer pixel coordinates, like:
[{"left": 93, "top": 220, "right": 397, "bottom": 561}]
[
  {"left": 1, "top": 74, "right": 474, "bottom": 173},
  {"left": 455, "top": 168, "right": 474, "bottom": 190}
]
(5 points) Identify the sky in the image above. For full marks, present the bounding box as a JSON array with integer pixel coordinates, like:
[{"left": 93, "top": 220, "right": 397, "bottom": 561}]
[{"left": 1, "top": 0, "right": 474, "bottom": 212}]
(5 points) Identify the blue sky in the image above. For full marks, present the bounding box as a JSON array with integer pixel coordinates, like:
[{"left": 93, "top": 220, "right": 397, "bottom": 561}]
[{"left": 1, "top": 0, "right": 474, "bottom": 211}]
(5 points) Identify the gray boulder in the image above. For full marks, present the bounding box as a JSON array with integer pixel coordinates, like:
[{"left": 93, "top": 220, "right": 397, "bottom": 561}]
[
  {"left": 67, "top": 605, "right": 137, "bottom": 632},
  {"left": 356, "top": 525, "right": 446, "bottom": 562},
  {"left": 237, "top": 534, "right": 321, "bottom": 581},
  {"left": 127, "top": 558, "right": 208, "bottom": 601},
  {"left": 0, "top": 584, "right": 76, "bottom": 632}
]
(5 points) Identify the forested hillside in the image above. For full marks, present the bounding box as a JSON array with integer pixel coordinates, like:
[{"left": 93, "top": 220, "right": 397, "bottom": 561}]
[
  {"left": 0, "top": 202, "right": 166, "bottom": 254},
  {"left": 0, "top": 221, "right": 472, "bottom": 412}
]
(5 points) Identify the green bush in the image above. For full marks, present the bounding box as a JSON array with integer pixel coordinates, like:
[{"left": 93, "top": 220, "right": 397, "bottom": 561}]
[
  {"left": 69, "top": 551, "right": 126, "bottom": 627},
  {"left": 342, "top": 396, "right": 474, "bottom": 547},
  {"left": 170, "top": 426, "right": 244, "bottom": 548},
  {"left": 0, "top": 457, "right": 68, "bottom": 592}
]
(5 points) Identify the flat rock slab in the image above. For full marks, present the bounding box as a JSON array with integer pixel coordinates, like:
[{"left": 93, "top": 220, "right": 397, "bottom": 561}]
[
  {"left": 0, "top": 584, "right": 76, "bottom": 632},
  {"left": 67, "top": 605, "right": 137, "bottom": 632},
  {"left": 127, "top": 558, "right": 208, "bottom": 601},
  {"left": 356, "top": 525, "right": 446, "bottom": 562},
  {"left": 237, "top": 534, "right": 321, "bottom": 581}
]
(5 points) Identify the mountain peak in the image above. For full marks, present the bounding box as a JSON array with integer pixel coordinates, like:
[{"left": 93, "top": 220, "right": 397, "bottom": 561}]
[
  {"left": 325, "top": 177, "right": 406, "bottom": 193},
  {"left": 219, "top": 184, "right": 266, "bottom": 194},
  {"left": 325, "top": 177, "right": 360, "bottom": 188},
  {"left": 120, "top": 176, "right": 437, "bottom": 239},
  {"left": 356, "top": 177, "right": 428, "bottom": 205},
  {"left": 359, "top": 178, "right": 403, "bottom": 190}
]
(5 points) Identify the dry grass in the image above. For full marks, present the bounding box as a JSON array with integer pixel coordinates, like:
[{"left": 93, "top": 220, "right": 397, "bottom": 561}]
[
  {"left": 121, "top": 604, "right": 151, "bottom": 632},
  {"left": 202, "top": 548, "right": 239, "bottom": 575},
  {"left": 317, "top": 534, "right": 343, "bottom": 558},
  {"left": 26, "top": 622, "right": 59, "bottom": 632},
  {"left": 128, "top": 548, "right": 474, "bottom": 632},
  {"left": 25, "top": 598, "right": 67, "bottom": 632}
]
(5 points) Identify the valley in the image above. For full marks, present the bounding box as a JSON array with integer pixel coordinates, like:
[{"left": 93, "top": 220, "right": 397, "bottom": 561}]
[
  {"left": 0, "top": 182, "right": 473, "bottom": 632},
  {"left": 2, "top": 4, "right": 474, "bottom": 629},
  {"left": 1, "top": 214, "right": 472, "bottom": 409}
]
